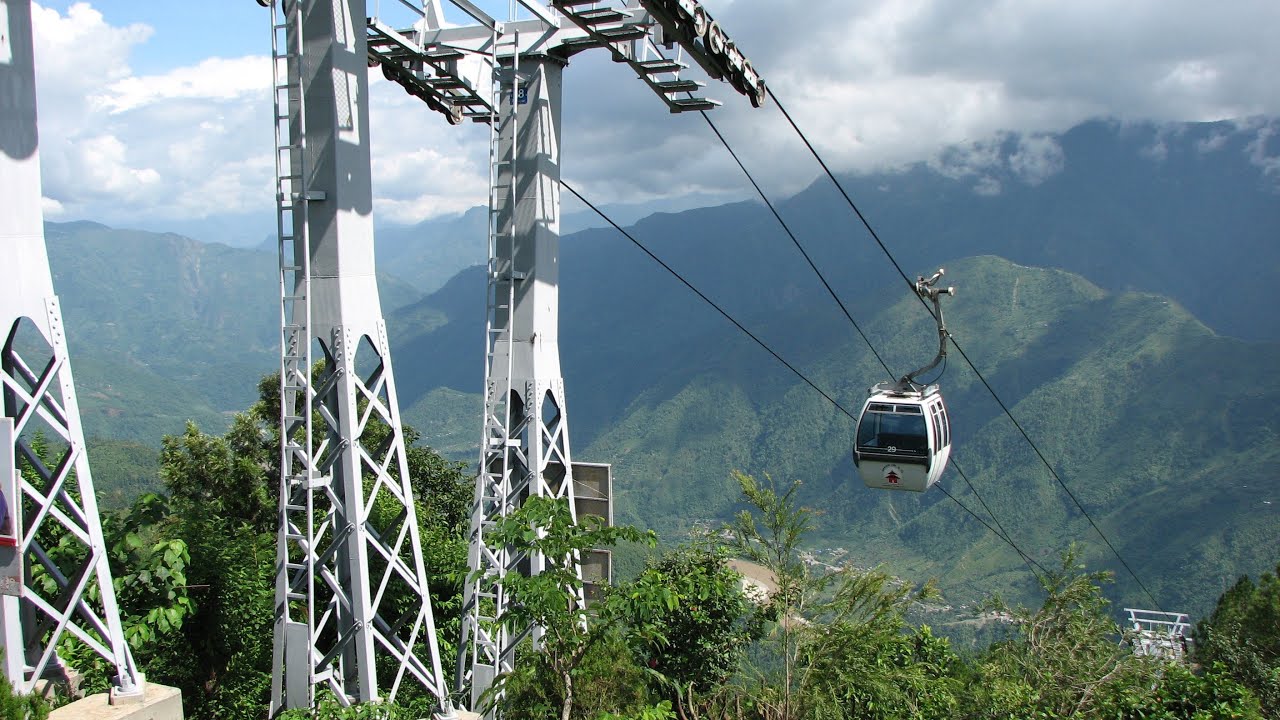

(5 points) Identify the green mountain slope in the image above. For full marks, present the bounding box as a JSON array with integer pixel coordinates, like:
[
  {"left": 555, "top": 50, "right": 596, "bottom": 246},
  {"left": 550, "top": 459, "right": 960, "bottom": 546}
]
[
  {"left": 392, "top": 252, "right": 1278, "bottom": 617},
  {"left": 44, "top": 220, "right": 423, "bottom": 441},
  {"left": 580, "top": 256, "right": 1279, "bottom": 616}
]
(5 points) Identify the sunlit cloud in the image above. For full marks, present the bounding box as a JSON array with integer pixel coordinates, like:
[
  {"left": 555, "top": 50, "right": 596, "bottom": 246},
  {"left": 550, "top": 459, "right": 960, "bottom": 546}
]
[{"left": 28, "top": 0, "right": 1280, "bottom": 237}]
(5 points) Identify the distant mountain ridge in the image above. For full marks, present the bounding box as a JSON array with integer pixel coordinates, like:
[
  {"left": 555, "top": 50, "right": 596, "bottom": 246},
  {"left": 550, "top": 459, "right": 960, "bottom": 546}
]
[
  {"left": 381, "top": 117, "right": 1279, "bottom": 616},
  {"left": 43, "top": 221, "right": 423, "bottom": 440},
  {"left": 808, "top": 118, "right": 1280, "bottom": 342},
  {"left": 37, "top": 116, "right": 1280, "bottom": 618}
]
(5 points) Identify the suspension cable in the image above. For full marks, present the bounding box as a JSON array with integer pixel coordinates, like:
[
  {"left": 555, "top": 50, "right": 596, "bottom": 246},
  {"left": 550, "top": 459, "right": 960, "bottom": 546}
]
[
  {"left": 562, "top": 179, "right": 1048, "bottom": 586},
  {"left": 764, "top": 87, "right": 1163, "bottom": 611},
  {"left": 697, "top": 110, "right": 893, "bottom": 379},
  {"left": 697, "top": 110, "right": 1045, "bottom": 587}
]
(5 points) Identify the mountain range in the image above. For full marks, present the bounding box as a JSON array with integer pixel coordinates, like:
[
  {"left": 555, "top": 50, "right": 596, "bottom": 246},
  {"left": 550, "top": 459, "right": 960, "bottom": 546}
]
[{"left": 38, "top": 117, "right": 1280, "bottom": 618}]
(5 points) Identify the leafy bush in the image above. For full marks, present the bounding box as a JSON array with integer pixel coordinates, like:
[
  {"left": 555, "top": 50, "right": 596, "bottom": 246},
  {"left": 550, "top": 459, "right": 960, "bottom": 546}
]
[
  {"left": 1195, "top": 564, "right": 1280, "bottom": 718},
  {"left": 0, "top": 667, "right": 50, "bottom": 720}
]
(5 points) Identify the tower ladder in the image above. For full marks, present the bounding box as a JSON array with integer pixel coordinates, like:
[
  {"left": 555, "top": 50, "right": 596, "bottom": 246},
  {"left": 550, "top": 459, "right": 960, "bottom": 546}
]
[{"left": 269, "top": 0, "right": 323, "bottom": 712}]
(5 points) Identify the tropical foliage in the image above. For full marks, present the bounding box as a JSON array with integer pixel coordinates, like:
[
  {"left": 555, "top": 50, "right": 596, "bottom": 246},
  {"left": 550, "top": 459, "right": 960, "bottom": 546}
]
[
  {"left": 13, "top": 375, "right": 1274, "bottom": 719},
  {"left": 1195, "top": 564, "right": 1280, "bottom": 718}
]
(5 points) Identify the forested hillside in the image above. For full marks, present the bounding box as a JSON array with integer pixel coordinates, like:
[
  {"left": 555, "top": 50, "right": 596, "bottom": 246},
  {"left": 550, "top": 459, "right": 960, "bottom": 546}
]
[
  {"left": 390, "top": 249, "right": 1280, "bottom": 617},
  {"left": 42, "top": 118, "right": 1280, "bottom": 617},
  {"left": 44, "top": 220, "right": 423, "bottom": 441}
]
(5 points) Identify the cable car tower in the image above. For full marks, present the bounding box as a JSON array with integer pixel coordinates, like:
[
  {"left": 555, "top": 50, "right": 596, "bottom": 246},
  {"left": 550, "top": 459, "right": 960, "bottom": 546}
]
[
  {"left": 262, "top": 0, "right": 452, "bottom": 713},
  {"left": 0, "top": 0, "right": 143, "bottom": 701},
  {"left": 357, "top": 0, "right": 766, "bottom": 708}
]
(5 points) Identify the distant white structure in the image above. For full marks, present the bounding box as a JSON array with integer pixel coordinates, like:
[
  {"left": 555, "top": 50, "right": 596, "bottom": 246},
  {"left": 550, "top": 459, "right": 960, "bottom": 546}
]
[
  {"left": 727, "top": 558, "right": 777, "bottom": 605},
  {"left": 1125, "top": 608, "right": 1192, "bottom": 662}
]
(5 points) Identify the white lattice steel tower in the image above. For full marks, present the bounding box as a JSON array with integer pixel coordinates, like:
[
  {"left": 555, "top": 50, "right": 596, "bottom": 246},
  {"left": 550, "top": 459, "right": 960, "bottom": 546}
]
[
  {"left": 0, "top": 0, "right": 143, "bottom": 701},
  {"left": 462, "top": 48, "right": 583, "bottom": 708},
  {"left": 358, "top": 1, "right": 767, "bottom": 708},
  {"left": 293, "top": 0, "right": 765, "bottom": 710},
  {"left": 265, "top": 0, "right": 451, "bottom": 712}
]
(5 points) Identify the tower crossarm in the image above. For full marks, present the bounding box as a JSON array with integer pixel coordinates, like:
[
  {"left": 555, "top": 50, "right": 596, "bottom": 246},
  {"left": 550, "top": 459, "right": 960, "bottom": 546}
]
[
  {"left": 614, "top": 0, "right": 766, "bottom": 108},
  {"left": 550, "top": 2, "right": 723, "bottom": 113},
  {"left": 366, "top": 16, "right": 497, "bottom": 124},
  {"left": 374, "top": 0, "right": 766, "bottom": 119}
]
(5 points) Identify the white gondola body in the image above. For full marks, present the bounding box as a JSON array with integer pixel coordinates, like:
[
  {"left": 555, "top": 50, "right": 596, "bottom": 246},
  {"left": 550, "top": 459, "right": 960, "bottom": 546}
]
[{"left": 853, "top": 383, "right": 951, "bottom": 492}]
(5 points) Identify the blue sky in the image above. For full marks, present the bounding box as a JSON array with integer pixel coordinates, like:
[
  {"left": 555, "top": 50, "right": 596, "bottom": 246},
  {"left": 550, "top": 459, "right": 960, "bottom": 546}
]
[
  {"left": 36, "top": 2, "right": 267, "bottom": 72},
  {"left": 25, "top": 1, "right": 1280, "bottom": 244}
]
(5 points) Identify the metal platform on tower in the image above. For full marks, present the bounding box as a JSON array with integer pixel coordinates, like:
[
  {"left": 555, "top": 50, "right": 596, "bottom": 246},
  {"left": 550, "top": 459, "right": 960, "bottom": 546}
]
[{"left": 1125, "top": 608, "right": 1192, "bottom": 662}]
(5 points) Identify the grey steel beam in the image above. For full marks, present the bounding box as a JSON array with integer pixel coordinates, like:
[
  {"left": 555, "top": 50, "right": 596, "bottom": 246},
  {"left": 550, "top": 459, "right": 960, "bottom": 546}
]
[
  {"left": 266, "top": 1, "right": 451, "bottom": 714},
  {"left": 457, "top": 53, "right": 587, "bottom": 711},
  {"left": 0, "top": 0, "right": 142, "bottom": 701}
]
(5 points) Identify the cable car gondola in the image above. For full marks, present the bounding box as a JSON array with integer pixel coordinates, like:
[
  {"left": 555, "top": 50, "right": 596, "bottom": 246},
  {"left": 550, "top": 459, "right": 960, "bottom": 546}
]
[{"left": 854, "top": 269, "right": 955, "bottom": 492}]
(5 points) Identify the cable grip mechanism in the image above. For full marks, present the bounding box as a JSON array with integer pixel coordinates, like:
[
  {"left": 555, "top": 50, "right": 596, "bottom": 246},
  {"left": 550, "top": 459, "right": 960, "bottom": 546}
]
[{"left": 900, "top": 268, "right": 955, "bottom": 389}]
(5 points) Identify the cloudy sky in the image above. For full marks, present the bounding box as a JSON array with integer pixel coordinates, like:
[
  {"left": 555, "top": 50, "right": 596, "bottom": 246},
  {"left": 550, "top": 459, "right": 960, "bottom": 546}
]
[{"left": 28, "top": 0, "right": 1280, "bottom": 243}]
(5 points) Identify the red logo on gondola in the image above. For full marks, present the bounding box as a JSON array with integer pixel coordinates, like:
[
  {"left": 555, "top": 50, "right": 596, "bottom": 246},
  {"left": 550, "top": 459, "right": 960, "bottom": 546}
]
[{"left": 883, "top": 465, "right": 902, "bottom": 485}]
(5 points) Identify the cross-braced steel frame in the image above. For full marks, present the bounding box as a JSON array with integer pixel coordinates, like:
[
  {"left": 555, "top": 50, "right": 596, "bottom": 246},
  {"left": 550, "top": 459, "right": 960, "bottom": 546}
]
[
  {"left": 270, "top": 0, "right": 766, "bottom": 712},
  {"left": 0, "top": 0, "right": 142, "bottom": 700},
  {"left": 265, "top": 1, "right": 451, "bottom": 713},
  {"left": 455, "top": 53, "right": 587, "bottom": 709}
]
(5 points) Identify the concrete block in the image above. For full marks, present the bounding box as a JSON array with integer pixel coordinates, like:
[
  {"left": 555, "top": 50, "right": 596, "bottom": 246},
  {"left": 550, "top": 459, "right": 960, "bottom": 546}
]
[{"left": 50, "top": 683, "right": 183, "bottom": 720}]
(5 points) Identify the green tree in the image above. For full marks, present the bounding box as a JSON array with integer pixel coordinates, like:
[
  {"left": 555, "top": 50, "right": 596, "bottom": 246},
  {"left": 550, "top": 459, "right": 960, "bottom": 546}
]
[
  {"left": 1195, "top": 564, "right": 1280, "bottom": 717},
  {"left": 632, "top": 543, "right": 759, "bottom": 696},
  {"left": 145, "top": 418, "right": 275, "bottom": 720},
  {"left": 965, "top": 547, "right": 1264, "bottom": 719},
  {"left": 724, "top": 472, "right": 959, "bottom": 720},
  {"left": 723, "top": 472, "right": 816, "bottom": 720},
  {"left": 481, "top": 495, "right": 660, "bottom": 720},
  {"left": 1092, "top": 661, "right": 1262, "bottom": 719},
  {"left": 0, "top": 667, "right": 49, "bottom": 720},
  {"left": 57, "top": 492, "right": 197, "bottom": 697},
  {"left": 967, "top": 548, "right": 1133, "bottom": 717}
]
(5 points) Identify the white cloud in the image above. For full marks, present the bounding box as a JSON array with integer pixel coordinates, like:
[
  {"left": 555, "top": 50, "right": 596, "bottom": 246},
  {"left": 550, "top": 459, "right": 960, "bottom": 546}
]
[
  {"left": 94, "top": 56, "right": 270, "bottom": 114},
  {"left": 1009, "top": 136, "right": 1064, "bottom": 186},
  {"left": 929, "top": 138, "right": 1003, "bottom": 181},
  {"left": 41, "top": 196, "right": 65, "bottom": 217},
  {"left": 973, "top": 176, "right": 1002, "bottom": 196},
  {"left": 32, "top": 2, "right": 273, "bottom": 230},
  {"left": 77, "top": 134, "right": 160, "bottom": 193},
  {"left": 550, "top": 0, "right": 1280, "bottom": 207},
  {"left": 366, "top": 80, "right": 492, "bottom": 223},
  {"left": 27, "top": 0, "right": 1280, "bottom": 234},
  {"left": 1197, "top": 131, "right": 1230, "bottom": 154},
  {"left": 1244, "top": 119, "right": 1280, "bottom": 180}
]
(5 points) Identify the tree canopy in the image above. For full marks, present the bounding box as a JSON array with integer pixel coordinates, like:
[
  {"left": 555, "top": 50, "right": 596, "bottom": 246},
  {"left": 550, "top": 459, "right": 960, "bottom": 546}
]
[{"left": 16, "top": 380, "right": 1273, "bottom": 719}]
